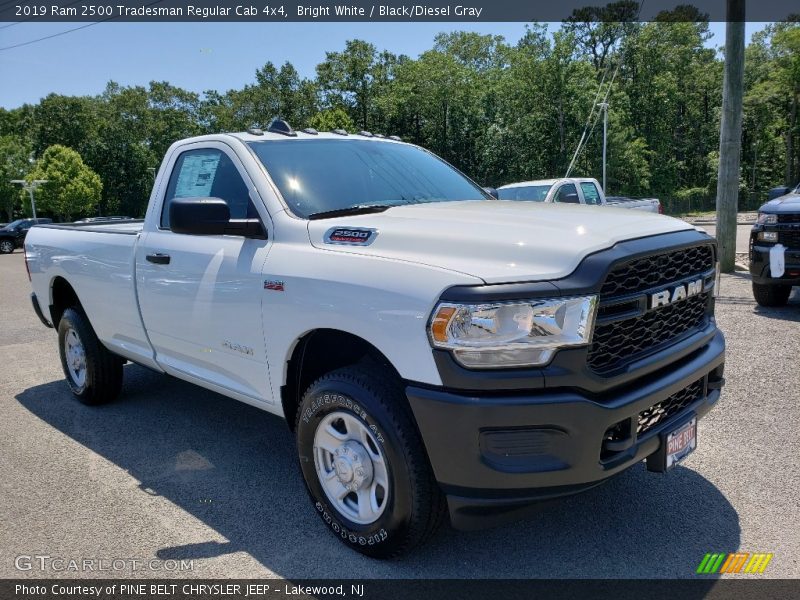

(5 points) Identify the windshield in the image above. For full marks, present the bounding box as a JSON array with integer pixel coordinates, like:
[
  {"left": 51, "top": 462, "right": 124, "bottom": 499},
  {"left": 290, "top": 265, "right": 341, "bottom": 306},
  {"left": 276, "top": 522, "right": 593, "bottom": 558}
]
[
  {"left": 248, "top": 139, "right": 488, "bottom": 218},
  {"left": 5, "top": 219, "right": 25, "bottom": 229},
  {"left": 497, "top": 185, "right": 552, "bottom": 202}
]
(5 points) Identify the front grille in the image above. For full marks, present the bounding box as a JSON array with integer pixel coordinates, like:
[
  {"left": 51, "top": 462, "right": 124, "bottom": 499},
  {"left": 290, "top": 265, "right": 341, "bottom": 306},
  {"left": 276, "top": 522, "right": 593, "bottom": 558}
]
[
  {"left": 637, "top": 378, "right": 704, "bottom": 436},
  {"left": 587, "top": 244, "right": 714, "bottom": 375},
  {"left": 777, "top": 214, "right": 800, "bottom": 224},
  {"left": 588, "top": 293, "right": 709, "bottom": 373},
  {"left": 777, "top": 229, "right": 800, "bottom": 248},
  {"left": 600, "top": 244, "right": 713, "bottom": 297}
]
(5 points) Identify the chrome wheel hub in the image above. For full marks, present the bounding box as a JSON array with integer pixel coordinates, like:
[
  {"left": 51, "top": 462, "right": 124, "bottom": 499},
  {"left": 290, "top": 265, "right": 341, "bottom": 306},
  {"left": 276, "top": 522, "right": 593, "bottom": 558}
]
[
  {"left": 313, "top": 410, "right": 389, "bottom": 525},
  {"left": 65, "top": 328, "right": 87, "bottom": 388},
  {"left": 332, "top": 441, "right": 373, "bottom": 492}
]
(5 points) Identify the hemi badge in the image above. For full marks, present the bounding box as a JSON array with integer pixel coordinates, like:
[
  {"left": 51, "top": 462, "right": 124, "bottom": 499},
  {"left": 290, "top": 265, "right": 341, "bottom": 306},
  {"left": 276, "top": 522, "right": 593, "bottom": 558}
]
[{"left": 264, "top": 280, "right": 285, "bottom": 292}]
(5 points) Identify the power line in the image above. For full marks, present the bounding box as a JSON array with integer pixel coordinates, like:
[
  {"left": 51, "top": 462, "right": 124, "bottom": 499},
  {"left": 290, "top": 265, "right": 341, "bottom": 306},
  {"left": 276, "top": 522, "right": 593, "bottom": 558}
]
[
  {"left": 0, "top": 0, "right": 86, "bottom": 31},
  {"left": 0, "top": 21, "right": 106, "bottom": 52},
  {"left": 0, "top": 0, "right": 164, "bottom": 52},
  {"left": 564, "top": 0, "right": 645, "bottom": 177},
  {"left": 564, "top": 62, "right": 610, "bottom": 178}
]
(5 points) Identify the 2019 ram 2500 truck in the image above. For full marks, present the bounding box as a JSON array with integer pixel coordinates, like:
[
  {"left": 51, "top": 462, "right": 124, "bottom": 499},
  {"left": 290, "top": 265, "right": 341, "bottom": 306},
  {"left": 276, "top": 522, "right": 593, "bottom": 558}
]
[{"left": 25, "top": 121, "right": 725, "bottom": 558}]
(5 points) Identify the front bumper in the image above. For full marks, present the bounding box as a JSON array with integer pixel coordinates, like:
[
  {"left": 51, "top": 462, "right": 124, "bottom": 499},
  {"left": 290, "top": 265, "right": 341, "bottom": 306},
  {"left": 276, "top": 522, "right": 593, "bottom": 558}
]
[
  {"left": 749, "top": 242, "right": 800, "bottom": 285},
  {"left": 406, "top": 329, "right": 725, "bottom": 530}
]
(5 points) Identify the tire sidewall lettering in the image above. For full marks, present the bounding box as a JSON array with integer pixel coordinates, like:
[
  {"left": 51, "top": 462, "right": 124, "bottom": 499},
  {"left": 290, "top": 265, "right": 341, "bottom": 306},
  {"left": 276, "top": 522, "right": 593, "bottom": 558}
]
[
  {"left": 314, "top": 501, "right": 388, "bottom": 546},
  {"left": 302, "top": 391, "right": 385, "bottom": 445}
]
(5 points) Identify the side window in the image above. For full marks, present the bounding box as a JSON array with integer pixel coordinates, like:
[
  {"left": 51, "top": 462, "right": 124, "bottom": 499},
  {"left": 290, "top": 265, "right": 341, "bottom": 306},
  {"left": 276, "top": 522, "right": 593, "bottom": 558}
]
[
  {"left": 161, "top": 148, "right": 256, "bottom": 229},
  {"left": 555, "top": 183, "right": 579, "bottom": 203},
  {"left": 580, "top": 182, "right": 601, "bottom": 205}
]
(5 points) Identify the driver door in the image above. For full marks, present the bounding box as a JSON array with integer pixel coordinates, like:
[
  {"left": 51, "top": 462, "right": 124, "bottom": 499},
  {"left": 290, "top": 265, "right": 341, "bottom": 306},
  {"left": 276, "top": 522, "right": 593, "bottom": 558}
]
[{"left": 136, "top": 143, "right": 274, "bottom": 403}]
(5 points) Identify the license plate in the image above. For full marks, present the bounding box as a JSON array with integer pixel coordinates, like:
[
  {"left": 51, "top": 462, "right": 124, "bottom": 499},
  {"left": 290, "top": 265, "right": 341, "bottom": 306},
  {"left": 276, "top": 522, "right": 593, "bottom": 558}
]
[{"left": 665, "top": 418, "right": 697, "bottom": 469}]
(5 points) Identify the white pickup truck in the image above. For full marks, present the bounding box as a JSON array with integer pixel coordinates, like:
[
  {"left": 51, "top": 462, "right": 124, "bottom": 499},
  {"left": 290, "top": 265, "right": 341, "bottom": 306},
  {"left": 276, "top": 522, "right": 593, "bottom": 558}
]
[
  {"left": 497, "top": 177, "right": 662, "bottom": 213},
  {"left": 25, "top": 122, "right": 724, "bottom": 558}
]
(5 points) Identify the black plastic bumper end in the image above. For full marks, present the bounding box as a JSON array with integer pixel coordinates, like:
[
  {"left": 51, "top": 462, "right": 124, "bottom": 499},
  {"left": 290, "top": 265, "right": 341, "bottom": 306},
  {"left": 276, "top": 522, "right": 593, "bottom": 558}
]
[{"left": 30, "top": 292, "right": 53, "bottom": 328}]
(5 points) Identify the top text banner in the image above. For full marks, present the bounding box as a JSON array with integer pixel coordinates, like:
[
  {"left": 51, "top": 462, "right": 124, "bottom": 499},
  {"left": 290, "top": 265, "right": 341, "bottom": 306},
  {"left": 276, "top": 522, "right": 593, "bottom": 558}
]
[{"left": 1, "top": 0, "right": 797, "bottom": 22}]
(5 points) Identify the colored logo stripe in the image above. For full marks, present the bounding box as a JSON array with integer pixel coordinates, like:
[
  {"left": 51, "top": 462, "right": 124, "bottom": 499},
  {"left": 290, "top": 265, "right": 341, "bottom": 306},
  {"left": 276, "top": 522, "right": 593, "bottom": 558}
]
[
  {"left": 720, "top": 553, "right": 749, "bottom": 573},
  {"left": 696, "top": 552, "right": 773, "bottom": 574},
  {"left": 744, "top": 554, "right": 773, "bottom": 573},
  {"left": 697, "top": 553, "right": 726, "bottom": 574}
]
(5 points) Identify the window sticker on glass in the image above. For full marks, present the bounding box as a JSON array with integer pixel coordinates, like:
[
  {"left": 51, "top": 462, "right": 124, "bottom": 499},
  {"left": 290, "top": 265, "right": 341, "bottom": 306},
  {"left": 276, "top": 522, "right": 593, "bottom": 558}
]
[
  {"left": 175, "top": 153, "right": 220, "bottom": 198},
  {"left": 580, "top": 182, "right": 600, "bottom": 205}
]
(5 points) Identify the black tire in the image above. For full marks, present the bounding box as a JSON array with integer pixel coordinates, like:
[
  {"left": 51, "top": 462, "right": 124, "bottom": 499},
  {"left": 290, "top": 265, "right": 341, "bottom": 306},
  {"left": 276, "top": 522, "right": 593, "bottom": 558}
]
[
  {"left": 752, "top": 282, "right": 791, "bottom": 307},
  {"left": 295, "top": 364, "right": 446, "bottom": 558},
  {"left": 57, "top": 307, "right": 123, "bottom": 405},
  {"left": 0, "top": 239, "right": 14, "bottom": 254}
]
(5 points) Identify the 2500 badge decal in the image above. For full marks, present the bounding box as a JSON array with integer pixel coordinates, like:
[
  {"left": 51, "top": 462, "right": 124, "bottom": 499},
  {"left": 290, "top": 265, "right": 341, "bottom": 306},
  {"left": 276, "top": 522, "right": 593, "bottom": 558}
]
[{"left": 324, "top": 227, "right": 378, "bottom": 246}]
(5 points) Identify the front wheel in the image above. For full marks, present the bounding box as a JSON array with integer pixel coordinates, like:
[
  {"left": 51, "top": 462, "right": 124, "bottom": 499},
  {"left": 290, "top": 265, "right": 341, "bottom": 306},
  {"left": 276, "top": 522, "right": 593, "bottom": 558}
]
[
  {"left": 752, "top": 282, "right": 791, "bottom": 307},
  {"left": 0, "top": 239, "right": 14, "bottom": 254},
  {"left": 295, "top": 365, "right": 446, "bottom": 558},
  {"left": 58, "top": 308, "right": 123, "bottom": 405}
]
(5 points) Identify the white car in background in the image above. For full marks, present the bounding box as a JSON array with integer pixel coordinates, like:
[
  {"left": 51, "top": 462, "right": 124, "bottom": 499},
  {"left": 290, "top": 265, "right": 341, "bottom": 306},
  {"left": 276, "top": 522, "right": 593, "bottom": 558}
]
[{"left": 498, "top": 177, "right": 662, "bottom": 213}]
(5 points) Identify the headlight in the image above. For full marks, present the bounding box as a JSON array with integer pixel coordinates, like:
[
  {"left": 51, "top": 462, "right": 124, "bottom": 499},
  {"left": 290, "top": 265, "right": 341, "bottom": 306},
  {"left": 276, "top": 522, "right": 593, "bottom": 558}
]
[
  {"left": 429, "top": 296, "right": 598, "bottom": 368},
  {"left": 758, "top": 231, "right": 778, "bottom": 242},
  {"left": 757, "top": 213, "right": 777, "bottom": 225}
]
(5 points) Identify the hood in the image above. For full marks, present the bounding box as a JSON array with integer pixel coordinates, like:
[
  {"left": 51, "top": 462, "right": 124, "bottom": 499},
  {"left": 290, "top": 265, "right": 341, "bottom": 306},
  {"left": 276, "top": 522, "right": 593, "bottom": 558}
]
[
  {"left": 760, "top": 193, "right": 800, "bottom": 213},
  {"left": 307, "top": 200, "right": 695, "bottom": 284}
]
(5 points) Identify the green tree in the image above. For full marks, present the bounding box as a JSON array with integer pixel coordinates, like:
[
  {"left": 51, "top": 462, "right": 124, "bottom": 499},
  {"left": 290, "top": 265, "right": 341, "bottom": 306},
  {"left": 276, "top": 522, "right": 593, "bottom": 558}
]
[
  {"left": 28, "top": 145, "right": 102, "bottom": 221},
  {"left": 307, "top": 108, "right": 355, "bottom": 131},
  {"left": 316, "top": 40, "right": 395, "bottom": 130},
  {"left": 0, "top": 135, "right": 32, "bottom": 221},
  {"left": 201, "top": 62, "right": 317, "bottom": 132},
  {"left": 31, "top": 94, "right": 99, "bottom": 156}
]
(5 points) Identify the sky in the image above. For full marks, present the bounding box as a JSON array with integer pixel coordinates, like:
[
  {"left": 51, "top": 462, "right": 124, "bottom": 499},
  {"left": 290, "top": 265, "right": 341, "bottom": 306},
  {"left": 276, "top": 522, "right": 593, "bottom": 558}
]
[{"left": 0, "top": 21, "right": 768, "bottom": 109}]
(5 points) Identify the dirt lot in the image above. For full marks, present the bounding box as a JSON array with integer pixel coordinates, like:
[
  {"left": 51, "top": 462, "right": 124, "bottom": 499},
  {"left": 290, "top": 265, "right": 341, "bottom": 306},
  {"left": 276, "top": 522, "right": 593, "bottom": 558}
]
[{"left": 1, "top": 250, "right": 798, "bottom": 578}]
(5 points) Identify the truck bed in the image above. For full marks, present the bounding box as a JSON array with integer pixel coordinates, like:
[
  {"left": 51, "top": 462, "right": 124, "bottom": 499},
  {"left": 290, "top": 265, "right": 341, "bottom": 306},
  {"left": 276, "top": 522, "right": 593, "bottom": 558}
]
[
  {"left": 25, "top": 219, "right": 158, "bottom": 370},
  {"left": 35, "top": 220, "right": 144, "bottom": 235}
]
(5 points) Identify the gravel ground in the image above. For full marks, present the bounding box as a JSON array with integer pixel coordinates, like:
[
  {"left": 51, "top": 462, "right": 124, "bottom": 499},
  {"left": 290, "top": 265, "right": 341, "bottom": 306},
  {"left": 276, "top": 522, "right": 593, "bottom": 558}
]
[{"left": 1, "top": 250, "right": 798, "bottom": 579}]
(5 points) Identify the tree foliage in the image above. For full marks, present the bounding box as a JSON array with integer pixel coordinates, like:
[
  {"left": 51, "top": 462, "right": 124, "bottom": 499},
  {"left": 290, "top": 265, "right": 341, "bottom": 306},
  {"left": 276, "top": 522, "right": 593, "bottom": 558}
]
[
  {"left": 0, "top": 135, "right": 31, "bottom": 221},
  {"left": 28, "top": 145, "right": 102, "bottom": 221},
  {"left": 2, "top": 21, "right": 799, "bottom": 219}
]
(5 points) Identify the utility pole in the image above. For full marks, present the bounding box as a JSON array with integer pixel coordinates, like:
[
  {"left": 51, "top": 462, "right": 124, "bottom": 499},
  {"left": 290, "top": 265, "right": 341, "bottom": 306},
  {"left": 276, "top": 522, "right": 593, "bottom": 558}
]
[
  {"left": 10, "top": 180, "right": 48, "bottom": 220},
  {"left": 715, "top": 0, "right": 745, "bottom": 273},
  {"left": 598, "top": 101, "right": 609, "bottom": 193}
]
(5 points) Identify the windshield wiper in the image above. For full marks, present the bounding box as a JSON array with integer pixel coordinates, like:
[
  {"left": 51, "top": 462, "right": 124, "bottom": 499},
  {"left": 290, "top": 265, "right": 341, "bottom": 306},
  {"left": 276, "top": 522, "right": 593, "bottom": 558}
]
[{"left": 307, "top": 204, "right": 392, "bottom": 220}]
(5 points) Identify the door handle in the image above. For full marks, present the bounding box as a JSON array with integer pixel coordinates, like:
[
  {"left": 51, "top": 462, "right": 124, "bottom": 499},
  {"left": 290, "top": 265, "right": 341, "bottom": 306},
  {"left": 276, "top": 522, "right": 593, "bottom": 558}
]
[{"left": 146, "top": 253, "right": 171, "bottom": 265}]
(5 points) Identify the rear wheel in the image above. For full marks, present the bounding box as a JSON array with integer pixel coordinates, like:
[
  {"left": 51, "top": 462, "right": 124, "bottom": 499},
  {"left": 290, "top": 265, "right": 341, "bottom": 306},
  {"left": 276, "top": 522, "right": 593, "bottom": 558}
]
[
  {"left": 295, "top": 365, "right": 446, "bottom": 558},
  {"left": 58, "top": 308, "right": 123, "bottom": 405},
  {"left": 0, "top": 239, "right": 14, "bottom": 254},
  {"left": 752, "top": 282, "right": 791, "bottom": 307}
]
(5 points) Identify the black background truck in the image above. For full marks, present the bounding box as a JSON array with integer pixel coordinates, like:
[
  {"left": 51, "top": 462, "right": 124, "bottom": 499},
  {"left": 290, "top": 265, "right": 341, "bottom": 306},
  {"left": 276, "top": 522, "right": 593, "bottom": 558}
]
[{"left": 750, "top": 184, "right": 800, "bottom": 306}]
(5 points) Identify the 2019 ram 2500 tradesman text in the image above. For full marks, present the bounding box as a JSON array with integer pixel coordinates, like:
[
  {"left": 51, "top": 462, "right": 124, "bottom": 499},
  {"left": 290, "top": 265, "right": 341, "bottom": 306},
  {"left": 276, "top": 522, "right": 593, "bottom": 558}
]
[{"left": 25, "top": 121, "right": 725, "bottom": 558}]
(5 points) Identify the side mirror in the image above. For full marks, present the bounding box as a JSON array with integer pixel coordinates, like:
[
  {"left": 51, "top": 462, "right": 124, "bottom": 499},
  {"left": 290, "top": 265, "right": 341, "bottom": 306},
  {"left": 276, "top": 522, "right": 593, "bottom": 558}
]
[
  {"left": 483, "top": 187, "right": 499, "bottom": 199},
  {"left": 169, "top": 198, "right": 265, "bottom": 238},
  {"left": 561, "top": 192, "right": 581, "bottom": 204},
  {"left": 767, "top": 186, "right": 791, "bottom": 201}
]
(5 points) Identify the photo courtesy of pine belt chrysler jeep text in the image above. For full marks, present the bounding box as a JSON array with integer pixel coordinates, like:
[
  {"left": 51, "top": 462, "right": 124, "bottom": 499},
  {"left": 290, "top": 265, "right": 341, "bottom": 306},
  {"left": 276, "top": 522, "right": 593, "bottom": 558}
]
[{"left": 24, "top": 119, "right": 726, "bottom": 558}]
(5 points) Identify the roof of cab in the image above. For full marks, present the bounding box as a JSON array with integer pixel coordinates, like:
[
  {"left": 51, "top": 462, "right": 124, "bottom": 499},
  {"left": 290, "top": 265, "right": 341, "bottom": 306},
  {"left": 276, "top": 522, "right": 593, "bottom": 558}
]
[
  {"left": 227, "top": 130, "right": 405, "bottom": 143},
  {"left": 498, "top": 177, "right": 598, "bottom": 189}
]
